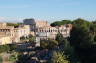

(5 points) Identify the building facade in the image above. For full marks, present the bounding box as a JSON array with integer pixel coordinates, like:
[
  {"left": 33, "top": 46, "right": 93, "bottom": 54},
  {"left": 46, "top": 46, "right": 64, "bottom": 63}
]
[
  {"left": 36, "top": 24, "right": 72, "bottom": 39},
  {"left": 0, "top": 23, "right": 15, "bottom": 42},
  {"left": 0, "top": 36, "right": 12, "bottom": 45},
  {"left": 23, "top": 19, "right": 50, "bottom": 31},
  {"left": 14, "top": 25, "right": 30, "bottom": 42},
  {"left": 0, "top": 20, "right": 72, "bottom": 46},
  {"left": 23, "top": 19, "right": 36, "bottom": 31},
  {"left": 0, "top": 23, "right": 30, "bottom": 44},
  {"left": 35, "top": 24, "right": 72, "bottom": 46}
]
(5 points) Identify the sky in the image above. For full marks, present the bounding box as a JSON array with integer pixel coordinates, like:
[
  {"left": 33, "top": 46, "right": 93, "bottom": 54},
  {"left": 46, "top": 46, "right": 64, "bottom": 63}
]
[{"left": 0, "top": 0, "right": 96, "bottom": 23}]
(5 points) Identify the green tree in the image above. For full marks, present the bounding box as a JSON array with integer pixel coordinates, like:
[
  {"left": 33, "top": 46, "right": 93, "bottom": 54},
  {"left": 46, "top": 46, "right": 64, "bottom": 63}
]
[
  {"left": 9, "top": 54, "right": 17, "bottom": 61},
  {"left": 7, "top": 23, "right": 22, "bottom": 28},
  {"left": 90, "top": 24, "right": 96, "bottom": 35},
  {"left": 20, "top": 36, "right": 26, "bottom": 40},
  {"left": 28, "top": 34, "right": 35, "bottom": 42},
  {"left": 40, "top": 39, "right": 48, "bottom": 49},
  {"left": 72, "top": 18, "right": 92, "bottom": 27},
  {"left": 0, "top": 45, "right": 10, "bottom": 53},
  {"left": 0, "top": 56, "right": 2, "bottom": 63},
  {"left": 51, "top": 51, "right": 69, "bottom": 63},
  {"left": 17, "top": 54, "right": 30, "bottom": 63},
  {"left": 70, "top": 18, "right": 93, "bottom": 48},
  {"left": 51, "top": 20, "right": 72, "bottom": 27},
  {"left": 59, "top": 38, "right": 69, "bottom": 51},
  {"left": 70, "top": 26, "right": 94, "bottom": 48},
  {"left": 8, "top": 44, "right": 17, "bottom": 52},
  {"left": 40, "top": 39, "right": 58, "bottom": 49},
  {"left": 55, "top": 32, "right": 64, "bottom": 45},
  {"left": 48, "top": 39, "right": 58, "bottom": 49},
  {"left": 69, "top": 18, "right": 96, "bottom": 63}
]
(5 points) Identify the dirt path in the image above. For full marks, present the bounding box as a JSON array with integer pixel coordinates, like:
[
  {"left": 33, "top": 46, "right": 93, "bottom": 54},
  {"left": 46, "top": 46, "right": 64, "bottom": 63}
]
[{"left": 0, "top": 53, "right": 13, "bottom": 63}]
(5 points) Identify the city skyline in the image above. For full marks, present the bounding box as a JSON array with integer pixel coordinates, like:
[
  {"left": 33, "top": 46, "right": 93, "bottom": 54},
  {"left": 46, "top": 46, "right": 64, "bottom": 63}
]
[{"left": 0, "top": 0, "right": 96, "bottom": 22}]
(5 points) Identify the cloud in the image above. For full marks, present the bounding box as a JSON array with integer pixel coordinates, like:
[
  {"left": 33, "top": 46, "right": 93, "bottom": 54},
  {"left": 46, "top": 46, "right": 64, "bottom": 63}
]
[{"left": 0, "top": 17, "right": 23, "bottom": 23}]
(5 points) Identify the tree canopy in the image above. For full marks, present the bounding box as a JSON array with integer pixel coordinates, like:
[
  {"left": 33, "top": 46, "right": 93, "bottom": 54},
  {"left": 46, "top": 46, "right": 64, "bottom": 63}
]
[
  {"left": 69, "top": 18, "right": 96, "bottom": 63},
  {"left": 40, "top": 39, "right": 58, "bottom": 49},
  {"left": 7, "top": 23, "right": 22, "bottom": 28},
  {"left": 55, "top": 32, "right": 64, "bottom": 44},
  {"left": 51, "top": 20, "right": 72, "bottom": 27}
]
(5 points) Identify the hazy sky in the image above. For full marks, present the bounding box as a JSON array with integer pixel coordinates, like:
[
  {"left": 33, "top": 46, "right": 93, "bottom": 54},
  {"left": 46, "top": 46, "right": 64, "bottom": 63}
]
[{"left": 0, "top": 0, "right": 96, "bottom": 22}]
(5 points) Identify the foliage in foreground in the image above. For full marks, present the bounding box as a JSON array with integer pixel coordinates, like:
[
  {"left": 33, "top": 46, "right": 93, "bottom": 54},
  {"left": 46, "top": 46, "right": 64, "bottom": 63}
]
[
  {"left": 0, "top": 44, "right": 16, "bottom": 53},
  {"left": 0, "top": 45, "right": 10, "bottom": 53},
  {"left": 0, "top": 56, "right": 2, "bottom": 63},
  {"left": 51, "top": 51, "right": 69, "bottom": 63},
  {"left": 70, "top": 18, "right": 96, "bottom": 63}
]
